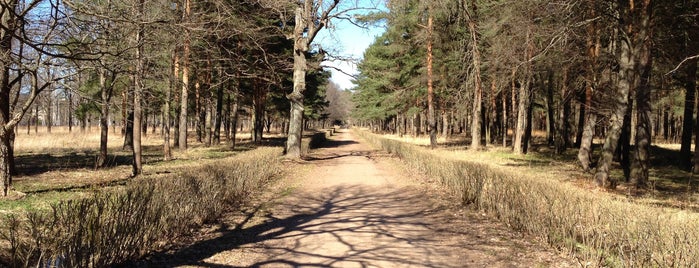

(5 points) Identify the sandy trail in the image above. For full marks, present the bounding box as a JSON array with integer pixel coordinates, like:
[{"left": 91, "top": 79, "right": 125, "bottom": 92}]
[{"left": 132, "top": 130, "right": 573, "bottom": 267}]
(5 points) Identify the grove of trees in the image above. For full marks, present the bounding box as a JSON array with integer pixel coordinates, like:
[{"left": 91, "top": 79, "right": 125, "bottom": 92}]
[
  {"left": 352, "top": 0, "right": 698, "bottom": 189},
  {"left": 0, "top": 0, "right": 362, "bottom": 195}
]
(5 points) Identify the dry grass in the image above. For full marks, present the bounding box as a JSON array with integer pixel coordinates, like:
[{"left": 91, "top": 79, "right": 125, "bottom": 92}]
[
  {"left": 380, "top": 132, "right": 699, "bottom": 212},
  {"left": 0, "top": 146, "right": 283, "bottom": 267},
  {"left": 356, "top": 130, "right": 699, "bottom": 267}
]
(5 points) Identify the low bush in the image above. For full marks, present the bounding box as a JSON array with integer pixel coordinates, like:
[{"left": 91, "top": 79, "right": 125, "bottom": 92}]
[
  {"left": 355, "top": 130, "right": 699, "bottom": 267},
  {"left": 1, "top": 147, "right": 282, "bottom": 268}
]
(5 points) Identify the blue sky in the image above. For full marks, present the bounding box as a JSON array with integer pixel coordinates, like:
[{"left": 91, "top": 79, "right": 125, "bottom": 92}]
[{"left": 316, "top": 0, "right": 387, "bottom": 90}]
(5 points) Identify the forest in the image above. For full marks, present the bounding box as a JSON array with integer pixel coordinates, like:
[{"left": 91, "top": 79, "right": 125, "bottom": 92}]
[
  {"left": 353, "top": 0, "right": 698, "bottom": 190},
  {"left": 1, "top": 0, "right": 699, "bottom": 266},
  {"left": 0, "top": 0, "right": 358, "bottom": 196}
]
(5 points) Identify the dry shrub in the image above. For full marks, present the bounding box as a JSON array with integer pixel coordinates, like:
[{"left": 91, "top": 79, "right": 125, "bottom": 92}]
[
  {"left": 1, "top": 147, "right": 282, "bottom": 268},
  {"left": 356, "top": 130, "right": 699, "bottom": 267}
]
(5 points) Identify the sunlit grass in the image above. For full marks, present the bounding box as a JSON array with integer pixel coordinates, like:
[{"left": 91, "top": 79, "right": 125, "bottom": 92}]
[
  {"left": 356, "top": 129, "right": 699, "bottom": 267},
  {"left": 2, "top": 146, "right": 284, "bottom": 266}
]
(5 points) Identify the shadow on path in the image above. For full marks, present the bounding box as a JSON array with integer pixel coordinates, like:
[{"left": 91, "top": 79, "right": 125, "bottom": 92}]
[{"left": 117, "top": 185, "right": 496, "bottom": 268}]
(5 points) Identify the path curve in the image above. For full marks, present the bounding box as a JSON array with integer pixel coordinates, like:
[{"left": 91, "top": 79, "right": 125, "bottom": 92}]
[{"left": 132, "top": 130, "right": 573, "bottom": 267}]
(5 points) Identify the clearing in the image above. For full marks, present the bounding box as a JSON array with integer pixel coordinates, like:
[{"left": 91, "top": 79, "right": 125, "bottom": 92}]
[{"left": 128, "top": 130, "right": 574, "bottom": 267}]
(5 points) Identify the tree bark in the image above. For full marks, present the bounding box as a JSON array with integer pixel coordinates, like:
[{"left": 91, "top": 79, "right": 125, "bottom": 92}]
[
  {"left": 123, "top": 100, "right": 134, "bottom": 150},
  {"left": 595, "top": 0, "right": 651, "bottom": 188},
  {"left": 617, "top": 95, "right": 633, "bottom": 179},
  {"left": 230, "top": 91, "right": 239, "bottom": 149},
  {"left": 285, "top": 6, "right": 308, "bottom": 158},
  {"left": 502, "top": 83, "right": 508, "bottom": 147},
  {"left": 96, "top": 68, "right": 113, "bottom": 168},
  {"left": 285, "top": 0, "right": 339, "bottom": 158},
  {"left": 555, "top": 67, "right": 571, "bottom": 154},
  {"left": 426, "top": 13, "right": 437, "bottom": 149},
  {"left": 132, "top": 0, "right": 144, "bottom": 176},
  {"left": 46, "top": 91, "right": 52, "bottom": 133},
  {"left": 213, "top": 73, "right": 223, "bottom": 145},
  {"left": 680, "top": 59, "right": 697, "bottom": 169},
  {"left": 513, "top": 76, "right": 531, "bottom": 154},
  {"left": 178, "top": 0, "right": 191, "bottom": 150},
  {"left": 468, "top": 5, "right": 482, "bottom": 150},
  {"left": 630, "top": 33, "right": 653, "bottom": 187},
  {"left": 578, "top": 0, "right": 601, "bottom": 169},
  {"left": 545, "top": 71, "right": 556, "bottom": 146},
  {"left": 195, "top": 78, "right": 203, "bottom": 143},
  {"left": 163, "top": 48, "right": 178, "bottom": 161}
]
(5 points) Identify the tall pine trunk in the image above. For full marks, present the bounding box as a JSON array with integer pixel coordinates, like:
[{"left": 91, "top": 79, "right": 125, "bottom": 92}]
[
  {"left": 131, "top": 0, "right": 144, "bottom": 176},
  {"left": 680, "top": 59, "right": 697, "bottom": 169},
  {"left": 426, "top": 13, "right": 437, "bottom": 148},
  {"left": 96, "top": 68, "right": 112, "bottom": 168},
  {"left": 545, "top": 71, "right": 556, "bottom": 146},
  {"left": 178, "top": 0, "right": 191, "bottom": 150},
  {"left": 595, "top": 0, "right": 651, "bottom": 188},
  {"left": 630, "top": 31, "right": 653, "bottom": 187},
  {"left": 513, "top": 76, "right": 531, "bottom": 154},
  {"left": 467, "top": 2, "right": 482, "bottom": 150},
  {"left": 213, "top": 73, "right": 223, "bottom": 145},
  {"left": 555, "top": 68, "right": 571, "bottom": 154},
  {"left": 514, "top": 30, "right": 532, "bottom": 155}
]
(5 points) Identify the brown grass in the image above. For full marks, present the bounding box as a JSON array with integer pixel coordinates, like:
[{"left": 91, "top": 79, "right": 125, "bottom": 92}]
[
  {"left": 0, "top": 146, "right": 283, "bottom": 267},
  {"left": 356, "top": 130, "right": 699, "bottom": 267}
]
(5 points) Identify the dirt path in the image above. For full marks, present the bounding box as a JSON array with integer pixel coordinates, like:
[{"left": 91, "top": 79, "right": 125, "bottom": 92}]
[{"left": 132, "top": 130, "right": 574, "bottom": 267}]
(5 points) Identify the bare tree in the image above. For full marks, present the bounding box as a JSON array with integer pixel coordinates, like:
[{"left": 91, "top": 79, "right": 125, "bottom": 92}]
[{"left": 0, "top": 0, "right": 76, "bottom": 195}]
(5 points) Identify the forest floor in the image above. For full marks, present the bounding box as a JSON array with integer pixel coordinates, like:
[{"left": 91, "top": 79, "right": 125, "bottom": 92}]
[
  {"left": 0, "top": 128, "right": 284, "bottom": 211},
  {"left": 378, "top": 132, "right": 699, "bottom": 213},
  {"left": 127, "top": 130, "right": 575, "bottom": 267}
]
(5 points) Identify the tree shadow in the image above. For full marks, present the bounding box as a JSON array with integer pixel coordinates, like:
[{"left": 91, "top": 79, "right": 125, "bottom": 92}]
[{"left": 117, "top": 185, "right": 529, "bottom": 268}]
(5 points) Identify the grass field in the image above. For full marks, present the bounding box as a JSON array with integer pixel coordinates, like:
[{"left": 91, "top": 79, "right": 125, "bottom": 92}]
[
  {"left": 3, "top": 126, "right": 281, "bottom": 212},
  {"left": 377, "top": 131, "right": 699, "bottom": 212},
  {"left": 1, "top": 126, "right": 291, "bottom": 266}
]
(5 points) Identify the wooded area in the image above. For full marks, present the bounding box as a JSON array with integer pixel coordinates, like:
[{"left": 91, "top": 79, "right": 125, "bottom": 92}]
[
  {"left": 353, "top": 0, "right": 696, "bottom": 189},
  {"left": 0, "top": 0, "right": 358, "bottom": 195}
]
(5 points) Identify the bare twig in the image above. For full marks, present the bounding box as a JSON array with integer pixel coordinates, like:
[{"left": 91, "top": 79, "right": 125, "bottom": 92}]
[{"left": 665, "top": 55, "right": 699, "bottom": 76}]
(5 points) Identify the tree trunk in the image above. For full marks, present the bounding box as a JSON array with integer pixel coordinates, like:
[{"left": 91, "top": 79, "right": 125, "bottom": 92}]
[
  {"left": 545, "top": 71, "right": 556, "bottom": 146},
  {"left": 96, "top": 68, "right": 111, "bottom": 168},
  {"left": 67, "top": 90, "right": 73, "bottom": 132},
  {"left": 617, "top": 95, "right": 633, "bottom": 179},
  {"left": 680, "top": 59, "right": 697, "bottom": 169},
  {"left": 224, "top": 91, "right": 231, "bottom": 141},
  {"left": 595, "top": 0, "right": 650, "bottom": 188},
  {"left": 0, "top": 134, "right": 10, "bottom": 196},
  {"left": 163, "top": 48, "right": 177, "bottom": 161},
  {"left": 555, "top": 68, "right": 571, "bottom": 154},
  {"left": 426, "top": 13, "right": 437, "bottom": 148},
  {"left": 630, "top": 34, "right": 652, "bottom": 187},
  {"left": 513, "top": 76, "right": 531, "bottom": 154},
  {"left": 285, "top": 6, "right": 308, "bottom": 158},
  {"left": 123, "top": 104, "right": 134, "bottom": 150},
  {"left": 230, "top": 92, "right": 239, "bottom": 149},
  {"left": 213, "top": 76, "right": 223, "bottom": 145},
  {"left": 178, "top": 0, "right": 191, "bottom": 150},
  {"left": 205, "top": 98, "right": 212, "bottom": 146},
  {"left": 510, "top": 68, "right": 518, "bottom": 149},
  {"left": 195, "top": 79, "right": 203, "bottom": 143},
  {"left": 34, "top": 105, "right": 38, "bottom": 134},
  {"left": 132, "top": 0, "right": 144, "bottom": 176},
  {"left": 413, "top": 112, "right": 421, "bottom": 136},
  {"left": 468, "top": 8, "right": 482, "bottom": 150},
  {"left": 502, "top": 84, "right": 508, "bottom": 147},
  {"left": 46, "top": 93, "right": 52, "bottom": 133}
]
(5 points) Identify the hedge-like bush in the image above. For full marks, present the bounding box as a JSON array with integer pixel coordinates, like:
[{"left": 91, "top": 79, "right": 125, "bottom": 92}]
[
  {"left": 1, "top": 147, "right": 282, "bottom": 268},
  {"left": 356, "top": 130, "right": 699, "bottom": 267}
]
